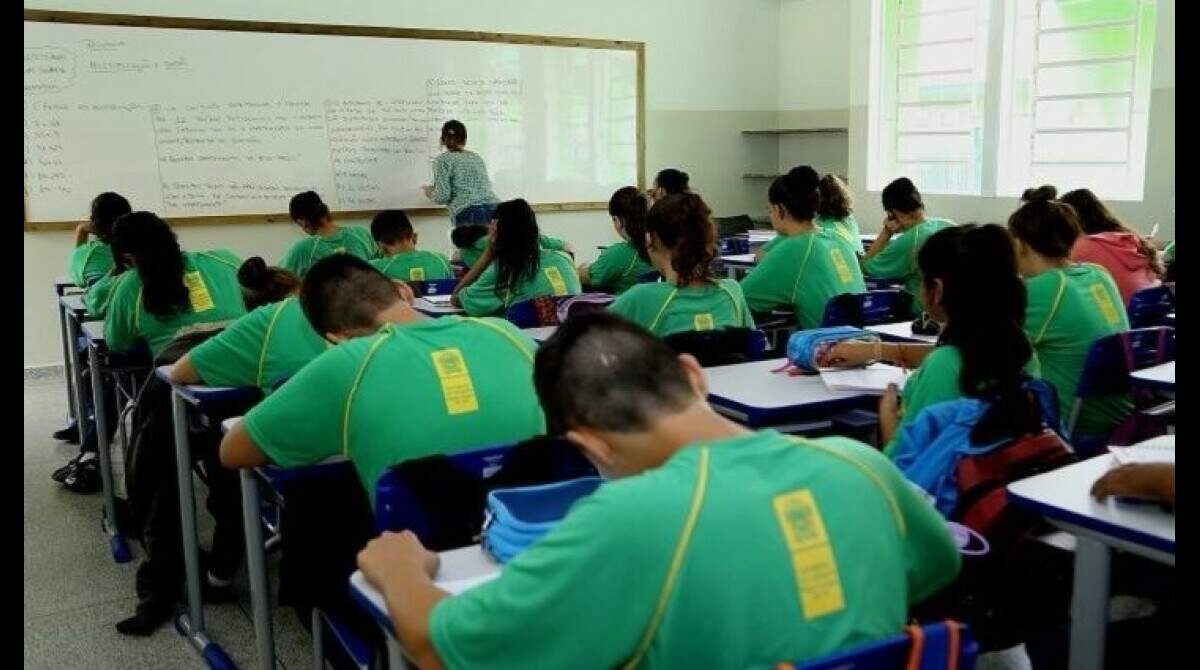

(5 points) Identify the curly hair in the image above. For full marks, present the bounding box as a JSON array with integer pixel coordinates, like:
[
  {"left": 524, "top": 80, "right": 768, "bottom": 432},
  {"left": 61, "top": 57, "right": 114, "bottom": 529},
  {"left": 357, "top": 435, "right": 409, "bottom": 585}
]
[{"left": 645, "top": 193, "right": 717, "bottom": 286}]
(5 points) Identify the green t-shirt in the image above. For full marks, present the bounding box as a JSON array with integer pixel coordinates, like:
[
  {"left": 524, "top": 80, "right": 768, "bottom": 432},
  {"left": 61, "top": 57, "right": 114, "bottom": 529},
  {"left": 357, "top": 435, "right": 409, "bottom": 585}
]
[
  {"left": 430, "top": 431, "right": 960, "bottom": 670},
  {"left": 861, "top": 218, "right": 955, "bottom": 313},
  {"left": 188, "top": 296, "right": 329, "bottom": 392},
  {"left": 280, "top": 226, "right": 377, "bottom": 276},
  {"left": 104, "top": 250, "right": 247, "bottom": 357},
  {"left": 609, "top": 279, "right": 754, "bottom": 337},
  {"left": 884, "top": 346, "right": 966, "bottom": 456},
  {"left": 1164, "top": 241, "right": 1175, "bottom": 264},
  {"left": 741, "top": 231, "right": 867, "bottom": 328},
  {"left": 459, "top": 234, "right": 570, "bottom": 269},
  {"left": 84, "top": 271, "right": 121, "bottom": 317},
  {"left": 370, "top": 250, "right": 453, "bottom": 283},
  {"left": 242, "top": 317, "right": 546, "bottom": 501},
  {"left": 1025, "top": 264, "right": 1131, "bottom": 435},
  {"left": 458, "top": 249, "right": 582, "bottom": 316},
  {"left": 817, "top": 215, "right": 865, "bottom": 255},
  {"left": 69, "top": 240, "right": 114, "bottom": 287},
  {"left": 586, "top": 240, "right": 655, "bottom": 294}
]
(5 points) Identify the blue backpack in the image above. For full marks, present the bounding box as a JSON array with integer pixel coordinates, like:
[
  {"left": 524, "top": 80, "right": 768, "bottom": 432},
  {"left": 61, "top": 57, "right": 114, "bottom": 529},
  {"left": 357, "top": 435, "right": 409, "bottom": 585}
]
[{"left": 482, "top": 477, "right": 603, "bottom": 563}]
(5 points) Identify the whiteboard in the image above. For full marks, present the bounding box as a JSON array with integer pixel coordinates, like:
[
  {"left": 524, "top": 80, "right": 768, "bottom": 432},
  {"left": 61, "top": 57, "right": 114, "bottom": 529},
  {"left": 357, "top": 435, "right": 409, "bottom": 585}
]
[{"left": 23, "top": 14, "right": 642, "bottom": 225}]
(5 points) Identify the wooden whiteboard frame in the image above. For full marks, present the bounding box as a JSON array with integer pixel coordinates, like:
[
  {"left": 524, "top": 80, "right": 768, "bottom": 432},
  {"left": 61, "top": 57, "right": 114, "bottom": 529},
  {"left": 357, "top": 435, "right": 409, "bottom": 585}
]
[{"left": 23, "top": 10, "right": 646, "bottom": 231}]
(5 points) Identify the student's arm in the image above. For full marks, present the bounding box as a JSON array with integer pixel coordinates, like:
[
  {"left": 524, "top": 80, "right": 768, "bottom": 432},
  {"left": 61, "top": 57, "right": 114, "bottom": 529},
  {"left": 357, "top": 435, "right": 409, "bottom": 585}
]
[
  {"left": 739, "top": 248, "right": 794, "bottom": 313},
  {"left": 429, "top": 157, "right": 452, "bottom": 205},
  {"left": 1092, "top": 463, "right": 1175, "bottom": 506},
  {"left": 73, "top": 222, "right": 92, "bottom": 247},
  {"left": 219, "top": 420, "right": 270, "bottom": 469},
  {"left": 357, "top": 532, "right": 449, "bottom": 670},
  {"left": 576, "top": 263, "right": 592, "bottom": 286},
  {"left": 818, "top": 341, "right": 936, "bottom": 369},
  {"left": 103, "top": 274, "right": 139, "bottom": 353},
  {"left": 861, "top": 219, "right": 897, "bottom": 262},
  {"left": 454, "top": 264, "right": 504, "bottom": 315},
  {"left": 878, "top": 384, "right": 901, "bottom": 446},
  {"left": 453, "top": 243, "right": 495, "bottom": 299},
  {"left": 183, "top": 307, "right": 268, "bottom": 388},
  {"left": 170, "top": 355, "right": 204, "bottom": 385},
  {"left": 861, "top": 225, "right": 915, "bottom": 278},
  {"left": 84, "top": 272, "right": 120, "bottom": 317}
]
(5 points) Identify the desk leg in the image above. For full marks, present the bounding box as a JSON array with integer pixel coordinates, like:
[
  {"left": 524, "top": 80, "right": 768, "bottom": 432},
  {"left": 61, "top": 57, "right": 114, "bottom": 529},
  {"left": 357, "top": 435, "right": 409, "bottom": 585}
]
[
  {"left": 66, "top": 316, "right": 88, "bottom": 442},
  {"left": 726, "top": 265, "right": 737, "bottom": 280},
  {"left": 240, "top": 469, "right": 275, "bottom": 670},
  {"left": 1069, "top": 536, "right": 1111, "bottom": 670},
  {"left": 59, "top": 300, "right": 77, "bottom": 422},
  {"left": 88, "top": 344, "right": 131, "bottom": 564}
]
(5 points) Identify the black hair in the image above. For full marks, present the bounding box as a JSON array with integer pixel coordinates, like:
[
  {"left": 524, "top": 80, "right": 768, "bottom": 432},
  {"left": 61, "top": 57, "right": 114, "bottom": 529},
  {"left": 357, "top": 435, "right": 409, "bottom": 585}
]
[
  {"left": 289, "top": 191, "right": 330, "bottom": 230},
  {"left": 881, "top": 177, "right": 924, "bottom": 214},
  {"left": 1007, "top": 188, "right": 1081, "bottom": 259},
  {"left": 441, "top": 120, "right": 467, "bottom": 150},
  {"left": 451, "top": 224, "right": 490, "bottom": 250},
  {"left": 238, "top": 257, "right": 301, "bottom": 310},
  {"left": 917, "top": 224, "right": 1042, "bottom": 440},
  {"left": 609, "top": 186, "right": 651, "bottom": 263},
  {"left": 646, "top": 193, "right": 717, "bottom": 286},
  {"left": 89, "top": 192, "right": 132, "bottom": 243},
  {"left": 1021, "top": 185, "right": 1058, "bottom": 202},
  {"left": 299, "top": 253, "right": 400, "bottom": 335},
  {"left": 654, "top": 169, "right": 690, "bottom": 195},
  {"left": 817, "top": 174, "right": 853, "bottom": 219},
  {"left": 370, "top": 210, "right": 415, "bottom": 246},
  {"left": 1060, "top": 188, "right": 1164, "bottom": 278},
  {"left": 534, "top": 311, "right": 697, "bottom": 435},
  {"left": 768, "top": 165, "right": 821, "bottom": 221},
  {"left": 110, "top": 212, "right": 190, "bottom": 318},
  {"left": 491, "top": 199, "right": 541, "bottom": 298}
]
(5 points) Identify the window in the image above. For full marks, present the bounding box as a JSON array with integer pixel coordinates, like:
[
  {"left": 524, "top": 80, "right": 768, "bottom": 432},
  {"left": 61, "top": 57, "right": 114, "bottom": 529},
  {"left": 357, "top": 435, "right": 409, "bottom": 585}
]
[{"left": 869, "top": 0, "right": 1157, "bottom": 200}]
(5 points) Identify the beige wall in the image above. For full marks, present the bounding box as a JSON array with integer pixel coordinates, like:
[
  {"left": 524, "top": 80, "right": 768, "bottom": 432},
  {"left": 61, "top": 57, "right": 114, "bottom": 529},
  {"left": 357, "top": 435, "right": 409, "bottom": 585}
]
[{"left": 23, "top": 0, "right": 782, "bottom": 367}]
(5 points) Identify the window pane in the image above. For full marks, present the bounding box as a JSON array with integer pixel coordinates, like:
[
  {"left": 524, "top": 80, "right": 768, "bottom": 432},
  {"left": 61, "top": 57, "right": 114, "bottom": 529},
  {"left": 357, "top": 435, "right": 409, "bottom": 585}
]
[
  {"left": 898, "top": 102, "right": 976, "bottom": 131},
  {"left": 1030, "top": 163, "right": 1131, "bottom": 197},
  {"left": 898, "top": 133, "right": 976, "bottom": 161},
  {"left": 1033, "top": 130, "right": 1129, "bottom": 162},
  {"left": 899, "top": 9, "right": 976, "bottom": 43},
  {"left": 896, "top": 161, "right": 980, "bottom": 194},
  {"left": 1039, "top": 24, "right": 1136, "bottom": 63},
  {"left": 1039, "top": 0, "right": 1138, "bottom": 29},
  {"left": 1036, "top": 60, "right": 1134, "bottom": 96},
  {"left": 897, "top": 0, "right": 976, "bottom": 16},
  {"left": 898, "top": 71, "right": 979, "bottom": 103},
  {"left": 1036, "top": 96, "right": 1131, "bottom": 128},
  {"left": 898, "top": 41, "right": 976, "bottom": 74}
]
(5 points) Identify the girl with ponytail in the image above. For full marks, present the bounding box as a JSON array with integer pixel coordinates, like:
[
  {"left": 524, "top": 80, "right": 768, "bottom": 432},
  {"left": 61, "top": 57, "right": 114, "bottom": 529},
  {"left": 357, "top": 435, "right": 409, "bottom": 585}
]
[
  {"left": 740, "top": 166, "right": 867, "bottom": 328},
  {"left": 577, "top": 186, "right": 656, "bottom": 294},
  {"left": 609, "top": 192, "right": 754, "bottom": 336}
]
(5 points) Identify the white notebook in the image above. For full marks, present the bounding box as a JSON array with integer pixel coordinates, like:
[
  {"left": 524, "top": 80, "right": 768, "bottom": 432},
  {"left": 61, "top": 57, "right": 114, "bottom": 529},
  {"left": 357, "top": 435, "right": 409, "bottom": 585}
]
[
  {"left": 1109, "top": 434, "right": 1175, "bottom": 465},
  {"left": 423, "top": 294, "right": 453, "bottom": 304},
  {"left": 819, "top": 364, "right": 909, "bottom": 394}
]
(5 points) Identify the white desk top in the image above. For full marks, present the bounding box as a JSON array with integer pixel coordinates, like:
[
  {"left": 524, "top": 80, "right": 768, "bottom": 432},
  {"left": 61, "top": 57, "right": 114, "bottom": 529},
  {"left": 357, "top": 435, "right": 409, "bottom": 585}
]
[
  {"left": 523, "top": 325, "right": 558, "bottom": 342},
  {"left": 82, "top": 320, "right": 105, "bottom": 342},
  {"left": 1131, "top": 361, "right": 1175, "bottom": 387},
  {"left": 747, "top": 231, "right": 776, "bottom": 242},
  {"left": 350, "top": 545, "right": 501, "bottom": 622},
  {"left": 1008, "top": 454, "right": 1174, "bottom": 562},
  {"left": 720, "top": 253, "right": 757, "bottom": 267},
  {"left": 705, "top": 358, "right": 868, "bottom": 411},
  {"left": 414, "top": 297, "right": 465, "bottom": 316},
  {"left": 865, "top": 321, "right": 938, "bottom": 344}
]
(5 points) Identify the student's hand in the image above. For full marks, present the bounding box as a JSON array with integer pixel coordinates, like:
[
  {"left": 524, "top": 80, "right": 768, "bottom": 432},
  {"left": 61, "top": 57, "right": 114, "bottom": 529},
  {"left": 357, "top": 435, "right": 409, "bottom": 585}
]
[
  {"left": 392, "top": 280, "right": 416, "bottom": 305},
  {"left": 879, "top": 383, "right": 901, "bottom": 425},
  {"left": 881, "top": 216, "right": 901, "bottom": 236},
  {"left": 1091, "top": 463, "right": 1175, "bottom": 505},
  {"left": 817, "top": 341, "right": 873, "bottom": 368},
  {"left": 421, "top": 184, "right": 435, "bottom": 199},
  {"left": 358, "top": 531, "right": 441, "bottom": 589}
]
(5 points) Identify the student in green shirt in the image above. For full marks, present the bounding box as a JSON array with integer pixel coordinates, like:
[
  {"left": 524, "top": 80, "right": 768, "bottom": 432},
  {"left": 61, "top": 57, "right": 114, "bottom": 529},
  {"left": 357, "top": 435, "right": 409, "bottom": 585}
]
[
  {"left": 368, "top": 210, "right": 453, "bottom": 283},
  {"left": 452, "top": 225, "right": 574, "bottom": 277},
  {"left": 648, "top": 167, "right": 690, "bottom": 204},
  {"left": 755, "top": 173, "right": 864, "bottom": 262},
  {"left": 861, "top": 178, "right": 955, "bottom": 314},
  {"left": 453, "top": 199, "right": 582, "bottom": 316},
  {"left": 740, "top": 166, "right": 867, "bottom": 328},
  {"left": 577, "top": 186, "right": 655, "bottom": 294},
  {"left": 1008, "top": 190, "right": 1131, "bottom": 437},
  {"left": 609, "top": 192, "right": 754, "bottom": 337},
  {"left": 69, "top": 192, "right": 130, "bottom": 287},
  {"left": 279, "top": 191, "right": 376, "bottom": 276},
  {"left": 171, "top": 257, "right": 328, "bottom": 393},
  {"left": 355, "top": 312, "right": 960, "bottom": 669},
  {"left": 220, "top": 253, "right": 547, "bottom": 502},
  {"left": 819, "top": 224, "right": 1042, "bottom": 456}
]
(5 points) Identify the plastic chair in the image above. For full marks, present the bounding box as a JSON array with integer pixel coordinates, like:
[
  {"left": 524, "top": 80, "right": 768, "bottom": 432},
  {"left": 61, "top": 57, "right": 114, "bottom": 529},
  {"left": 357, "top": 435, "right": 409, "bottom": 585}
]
[
  {"left": 1068, "top": 326, "right": 1175, "bottom": 454},
  {"left": 1126, "top": 285, "right": 1174, "bottom": 328},
  {"left": 637, "top": 270, "right": 663, "bottom": 284},
  {"left": 714, "top": 214, "right": 755, "bottom": 238},
  {"left": 786, "top": 621, "right": 978, "bottom": 670},
  {"left": 661, "top": 327, "right": 769, "bottom": 367},
  {"left": 821, "top": 290, "right": 914, "bottom": 328}
]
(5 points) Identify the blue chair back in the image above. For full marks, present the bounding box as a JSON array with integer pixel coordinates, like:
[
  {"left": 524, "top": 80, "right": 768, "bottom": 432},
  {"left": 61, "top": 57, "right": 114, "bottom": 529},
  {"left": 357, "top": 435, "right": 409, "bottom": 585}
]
[
  {"left": 788, "top": 621, "right": 978, "bottom": 670},
  {"left": 821, "top": 290, "right": 914, "bottom": 328},
  {"left": 1126, "top": 285, "right": 1174, "bottom": 328},
  {"left": 638, "top": 270, "right": 663, "bottom": 283},
  {"left": 408, "top": 278, "right": 460, "bottom": 297},
  {"left": 1075, "top": 327, "right": 1175, "bottom": 399},
  {"left": 661, "top": 327, "right": 769, "bottom": 367},
  {"left": 717, "top": 236, "right": 751, "bottom": 255}
]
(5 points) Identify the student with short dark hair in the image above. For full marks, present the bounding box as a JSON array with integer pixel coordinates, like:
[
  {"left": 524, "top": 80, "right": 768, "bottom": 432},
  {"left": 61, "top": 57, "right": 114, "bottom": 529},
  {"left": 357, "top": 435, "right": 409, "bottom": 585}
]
[
  {"left": 369, "top": 210, "right": 453, "bottom": 282},
  {"left": 648, "top": 167, "right": 690, "bottom": 202},
  {"left": 609, "top": 192, "right": 753, "bottom": 336},
  {"left": 355, "top": 311, "right": 960, "bottom": 669},
  {"left": 219, "top": 253, "right": 546, "bottom": 502},
  {"left": 862, "top": 177, "right": 956, "bottom": 314},
  {"left": 422, "top": 120, "right": 501, "bottom": 227},
  {"left": 1009, "top": 190, "right": 1131, "bottom": 436},
  {"left": 70, "top": 191, "right": 130, "bottom": 287},
  {"left": 280, "top": 191, "right": 376, "bottom": 276},
  {"left": 577, "top": 186, "right": 656, "bottom": 293},
  {"left": 740, "top": 166, "right": 866, "bottom": 327},
  {"left": 1062, "top": 188, "right": 1164, "bottom": 304},
  {"left": 453, "top": 199, "right": 581, "bottom": 316}
]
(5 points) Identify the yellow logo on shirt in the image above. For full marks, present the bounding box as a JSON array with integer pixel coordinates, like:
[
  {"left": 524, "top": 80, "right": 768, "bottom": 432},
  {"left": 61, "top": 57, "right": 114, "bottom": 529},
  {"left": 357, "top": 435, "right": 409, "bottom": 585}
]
[
  {"left": 544, "top": 266, "right": 568, "bottom": 295},
  {"left": 1089, "top": 284, "right": 1121, "bottom": 326},
  {"left": 183, "top": 271, "right": 215, "bottom": 313},
  {"left": 409, "top": 267, "right": 427, "bottom": 281},
  {"left": 694, "top": 313, "right": 715, "bottom": 331},
  {"left": 431, "top": 348, "right": 479, "bottom": 415},
  {"left": 773, "top": 489, "right": 846, "bottom": 619},
  {"left": 830, "top": 249, "right": 854, "bottom": 284}
]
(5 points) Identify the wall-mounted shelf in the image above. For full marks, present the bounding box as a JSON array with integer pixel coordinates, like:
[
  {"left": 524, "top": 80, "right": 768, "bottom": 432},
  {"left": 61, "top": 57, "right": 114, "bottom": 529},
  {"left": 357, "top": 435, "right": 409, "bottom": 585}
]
[
  {"left": 741, "top": 127, "right": 848, "bottom": 135},
  {"left": 742, "top": 172, "right": 782, "bottom": 179}
]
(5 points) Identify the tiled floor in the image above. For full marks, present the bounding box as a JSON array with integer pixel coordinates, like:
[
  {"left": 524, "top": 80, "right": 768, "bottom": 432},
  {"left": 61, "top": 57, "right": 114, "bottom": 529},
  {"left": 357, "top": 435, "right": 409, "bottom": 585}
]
[{"left": 23, "top": 377, "right": 312, "bottom": 669}]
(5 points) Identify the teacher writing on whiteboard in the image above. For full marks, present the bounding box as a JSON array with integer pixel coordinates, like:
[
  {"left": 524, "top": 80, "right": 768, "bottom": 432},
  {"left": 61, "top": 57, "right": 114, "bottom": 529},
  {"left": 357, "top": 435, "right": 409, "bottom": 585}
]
[{"left": 422, "top": 120, "right": 500, "bottom": 227}]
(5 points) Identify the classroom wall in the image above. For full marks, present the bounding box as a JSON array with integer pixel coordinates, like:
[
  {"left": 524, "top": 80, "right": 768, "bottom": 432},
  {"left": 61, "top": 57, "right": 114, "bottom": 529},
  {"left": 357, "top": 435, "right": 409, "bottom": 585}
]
[{"left": 23, "top": 0, "right": 783, "bottom": 368}]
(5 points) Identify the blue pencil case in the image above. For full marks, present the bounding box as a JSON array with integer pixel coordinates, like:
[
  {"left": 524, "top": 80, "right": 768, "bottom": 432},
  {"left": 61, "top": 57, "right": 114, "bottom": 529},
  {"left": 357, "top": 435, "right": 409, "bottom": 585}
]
[
  {"left": 482, "top": 477, "right": 603, "bottom": 563},
  {"left": 785, "top": 326, "right": 879, "bottom": 372}
]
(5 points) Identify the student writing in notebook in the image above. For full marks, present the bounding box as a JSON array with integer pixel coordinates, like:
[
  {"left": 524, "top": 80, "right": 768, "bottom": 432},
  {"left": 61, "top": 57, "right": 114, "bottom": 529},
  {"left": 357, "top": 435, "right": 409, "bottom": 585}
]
[{"left": 356, "top": 312, "right": 960, "bottom": 669}]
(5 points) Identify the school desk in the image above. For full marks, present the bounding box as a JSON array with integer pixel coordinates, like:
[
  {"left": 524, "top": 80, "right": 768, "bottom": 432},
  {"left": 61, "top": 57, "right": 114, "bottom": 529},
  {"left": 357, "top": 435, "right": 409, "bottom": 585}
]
[
  {"left": 413, "top": 296, "right": 465, "bottom": 317},
  {"left": 523, "top": 325, "right": 558, "bottom": 343},
  {"left": 350, "top": 545, "right": 501, "bottom": 670},
  {"left": 1130, "top": 361, "right": 1175, "bottom": 394},
  {"left": 864, "top": 321, "right": 939, "bottom": 344},
  {"left": 719, "top": 253, "right": 757, "bottom": 279},
  {"left": 60, "top": 293, "right": 98, "bottom": 447},
  {"left": 705, "top": 358, "right": 878, "bottom": 431},
  {"left": 1009, "top": 454, "right": 1175, "bottom": 670},
  {"left": 54, "top": 276, "right": 83, "bottom": 424},
  {"left": 156, "top": 366, "right": 262, "bottom": 668}
]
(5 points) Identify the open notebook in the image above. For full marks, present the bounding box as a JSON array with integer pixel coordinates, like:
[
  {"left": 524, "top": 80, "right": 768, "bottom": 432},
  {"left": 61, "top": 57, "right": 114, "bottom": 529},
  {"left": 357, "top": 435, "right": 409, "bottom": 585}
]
[
  {"left": 819, "top": 364, "right": 909, "bottom": 394},
  {"left": 1110, "top": 434, "right": 1175, "bottom": 465}
]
